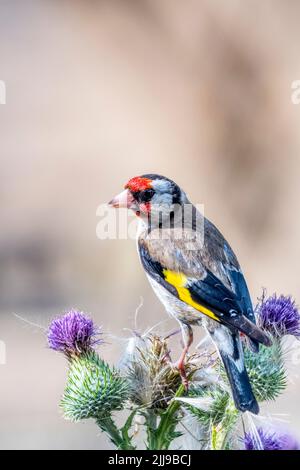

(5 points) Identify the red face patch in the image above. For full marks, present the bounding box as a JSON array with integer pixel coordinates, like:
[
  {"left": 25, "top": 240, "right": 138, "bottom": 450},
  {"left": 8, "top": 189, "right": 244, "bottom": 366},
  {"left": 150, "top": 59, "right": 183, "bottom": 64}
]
[
  {"left": 125, "top": 176, "right": 152, "bottom": 192},
  {"left": 139, "top": 202, "right": 151, "bottom": 214}
]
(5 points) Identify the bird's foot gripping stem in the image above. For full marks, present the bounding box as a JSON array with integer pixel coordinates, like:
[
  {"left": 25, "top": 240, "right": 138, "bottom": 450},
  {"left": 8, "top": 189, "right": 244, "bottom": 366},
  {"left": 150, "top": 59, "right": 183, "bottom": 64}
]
[
  {"left": 174, "top": 345, "right": 189, "bottom": 391},
  {"left": 173, "top": 323, "right": 193, "bottom": 391}
]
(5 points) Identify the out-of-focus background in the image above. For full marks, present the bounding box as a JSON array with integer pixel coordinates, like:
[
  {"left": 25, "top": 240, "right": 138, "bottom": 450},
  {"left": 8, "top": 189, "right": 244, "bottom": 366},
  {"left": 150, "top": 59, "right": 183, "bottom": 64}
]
[{"left": 1, "top": 0, "right": 300, "bottom": 449}]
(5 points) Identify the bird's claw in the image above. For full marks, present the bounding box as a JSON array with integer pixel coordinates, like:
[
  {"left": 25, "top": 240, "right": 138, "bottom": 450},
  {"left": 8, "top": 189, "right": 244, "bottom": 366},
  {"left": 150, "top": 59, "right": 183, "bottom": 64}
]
[{"left": 171, "top": 359, "right": 189, "bottom": 391}]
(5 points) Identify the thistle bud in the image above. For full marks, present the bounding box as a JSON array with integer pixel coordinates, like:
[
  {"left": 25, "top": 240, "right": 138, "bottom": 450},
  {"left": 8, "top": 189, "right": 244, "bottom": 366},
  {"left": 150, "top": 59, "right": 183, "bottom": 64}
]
[{"left": 61, "top": 351, "right": 129, "bottom": 421}]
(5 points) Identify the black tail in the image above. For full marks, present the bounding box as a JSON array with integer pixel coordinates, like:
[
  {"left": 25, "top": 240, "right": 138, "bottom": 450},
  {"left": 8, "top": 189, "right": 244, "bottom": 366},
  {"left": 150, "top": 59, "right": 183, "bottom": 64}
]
[
  {"left": 220, "top": 348, "right": 259, "bottom": 414},
  {"left": 210, "top": 326, "right": 259, "bottom": 414}
]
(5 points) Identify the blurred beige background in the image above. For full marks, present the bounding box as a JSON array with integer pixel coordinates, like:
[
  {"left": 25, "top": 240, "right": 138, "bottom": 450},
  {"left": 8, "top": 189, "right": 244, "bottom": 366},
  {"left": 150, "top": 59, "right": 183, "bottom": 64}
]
[{"left": 1, "top": 0, "right": 300, "bottom": 449}]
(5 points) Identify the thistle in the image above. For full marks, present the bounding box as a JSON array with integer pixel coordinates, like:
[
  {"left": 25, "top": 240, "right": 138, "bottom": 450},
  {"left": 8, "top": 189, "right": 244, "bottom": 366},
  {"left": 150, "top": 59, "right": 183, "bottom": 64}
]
[
  {"left": 184, "top": 386, "right": 231, "bottom": 428},
  {"left": 244, "top": 342, "right": 287, "bottom": 402},
  {"left": 244, "top": 427, "right": 300, "bottom": 450},
  {"left": 257, "top": 294, "right": 300, "bottom": 339},
  {"left": 61, "top": 351, "right": 128, "bottom": 421},
  {"left": 124, "top": 334, "right": 204, "bottom": 449},
  {"left": 47, "top": 291, "right": 299, "bottom": 450},
  {"left": 47, "top": 309, "right": 102, "bottom": 358},
  {"left": 181, "top": 386, "right": 239, "bottom": 450},
  {"left": 126, "top": 334, "right": 197, "bottom": 410},
  {"left": 48, "top": 309, "right": 133, "bottom": 449}
]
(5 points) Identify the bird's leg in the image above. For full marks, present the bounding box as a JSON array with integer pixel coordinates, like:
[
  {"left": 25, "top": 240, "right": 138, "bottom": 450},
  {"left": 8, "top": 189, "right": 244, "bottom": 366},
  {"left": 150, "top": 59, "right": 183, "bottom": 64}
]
[
  {"left": 176, "top": 323, "right": 193, "bottom": 390},
  {"left": 177, "top": 345, "right": 189, "bottom": 390}
]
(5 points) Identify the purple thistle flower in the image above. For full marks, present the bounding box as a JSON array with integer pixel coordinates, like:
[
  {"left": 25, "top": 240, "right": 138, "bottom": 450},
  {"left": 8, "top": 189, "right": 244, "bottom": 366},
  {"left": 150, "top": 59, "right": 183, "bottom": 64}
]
[
  {"left": 244, "top": 427, "right": 300, "bottom": 450},
  {"left": 257, "top": 294, "right": 300, "bottom": 338},
  {"left": 47, "top": 309, "right": 102, "bottom": 357}
]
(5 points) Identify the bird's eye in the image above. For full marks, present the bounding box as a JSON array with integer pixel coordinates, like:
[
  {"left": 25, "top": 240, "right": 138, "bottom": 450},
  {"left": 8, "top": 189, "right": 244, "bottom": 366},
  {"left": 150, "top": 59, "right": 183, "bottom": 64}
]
[{"left": 140, "top": 189, "right": 155, "bottom": 202}]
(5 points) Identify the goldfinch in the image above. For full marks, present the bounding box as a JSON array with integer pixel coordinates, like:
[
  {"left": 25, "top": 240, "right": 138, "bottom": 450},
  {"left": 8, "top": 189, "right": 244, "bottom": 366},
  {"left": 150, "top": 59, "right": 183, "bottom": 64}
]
[{"left": 109, "top": 174, "right": 271, "bottom": 414}]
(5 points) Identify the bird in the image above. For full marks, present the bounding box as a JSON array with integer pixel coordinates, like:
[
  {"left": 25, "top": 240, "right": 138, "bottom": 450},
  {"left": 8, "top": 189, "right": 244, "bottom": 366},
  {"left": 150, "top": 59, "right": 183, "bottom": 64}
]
[{"left": 109, "top": 174, "right": 272, "bottom": 414}]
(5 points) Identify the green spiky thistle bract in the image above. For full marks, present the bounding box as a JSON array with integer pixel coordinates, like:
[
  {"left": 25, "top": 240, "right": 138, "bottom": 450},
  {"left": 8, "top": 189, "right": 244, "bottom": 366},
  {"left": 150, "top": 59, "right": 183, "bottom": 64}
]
[
  {"left": 186, "top": 386, "right": 231, "bottom": 427},
  {"left": 183, "top": 386, "right": 239, "bottom": 450},
  {"left": 61, "top": 351, "right": 129, "bottom": 421},
  {"left": 244, "top": 341, "right": 287, "bottom": 402}
]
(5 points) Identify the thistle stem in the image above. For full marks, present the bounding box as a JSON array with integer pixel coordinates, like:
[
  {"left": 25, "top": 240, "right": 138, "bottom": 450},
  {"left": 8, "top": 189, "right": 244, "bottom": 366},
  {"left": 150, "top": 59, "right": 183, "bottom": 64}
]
[
  {"left": 149, "top": 384, "right": 185, "bottom": 450},
  {"left": 145, "top": 410, "right": 158, "bottom": 450},
  {"left": 97, "top": 416, "right": 134, "bottom": 450},
  {"left": 210, "top": 401, "right": 239, "bottom": 450}
]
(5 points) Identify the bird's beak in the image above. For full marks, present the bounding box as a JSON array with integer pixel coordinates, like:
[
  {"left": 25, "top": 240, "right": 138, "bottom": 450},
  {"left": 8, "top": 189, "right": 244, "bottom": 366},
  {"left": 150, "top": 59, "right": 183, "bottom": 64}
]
[{"left": 108, "top": 189, "right": 134, "bottom": 209}]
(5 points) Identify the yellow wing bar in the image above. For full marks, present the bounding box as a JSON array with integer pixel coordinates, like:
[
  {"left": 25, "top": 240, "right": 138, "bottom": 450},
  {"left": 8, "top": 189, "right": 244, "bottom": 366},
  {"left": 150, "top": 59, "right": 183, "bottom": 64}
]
[{"left": 163, "top": 269, "right": 220, "bottom": 322}]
